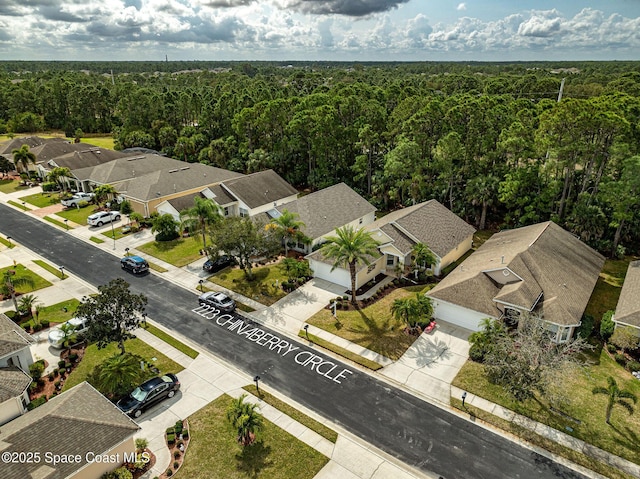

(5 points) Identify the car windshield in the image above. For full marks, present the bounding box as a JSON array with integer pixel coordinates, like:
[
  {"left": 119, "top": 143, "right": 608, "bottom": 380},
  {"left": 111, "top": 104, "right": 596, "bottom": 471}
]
[{"left": 130, "top": 387, "right": 147, "bottom": 402}]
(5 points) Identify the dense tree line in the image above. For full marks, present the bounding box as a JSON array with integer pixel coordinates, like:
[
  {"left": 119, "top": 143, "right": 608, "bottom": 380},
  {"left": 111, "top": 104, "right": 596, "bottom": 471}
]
[{"left": 1, "top": 61, "right": 640, "bottom": 256}]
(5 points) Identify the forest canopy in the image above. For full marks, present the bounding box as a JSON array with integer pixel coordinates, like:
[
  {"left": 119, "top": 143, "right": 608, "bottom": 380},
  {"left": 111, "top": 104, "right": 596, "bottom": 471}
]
[{"left": 2, "top": 60, "right": 640, "bottom": 257}]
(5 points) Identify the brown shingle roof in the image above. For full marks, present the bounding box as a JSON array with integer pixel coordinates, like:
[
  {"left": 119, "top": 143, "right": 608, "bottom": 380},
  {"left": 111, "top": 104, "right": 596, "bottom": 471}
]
[
  {"left": 0, "top": 382, "right": 139, "bottom": 479},
  {"left": 0, "top": 367, "right": 31, "bottom": 402},
  {"left": 277, "top": 183, "right": 376, "bottom": 240},
  {"left": 222, "top": 170, "right": 297, "bottom": 209},
  {"left": 615, "top": 260, "right": 640, "bottom": 328},
  {"left": 0, "top": 313, "right": 34, "bottom": 359},
  {"left": 428, "top": 222, "right": 605, "bottom": 326}
]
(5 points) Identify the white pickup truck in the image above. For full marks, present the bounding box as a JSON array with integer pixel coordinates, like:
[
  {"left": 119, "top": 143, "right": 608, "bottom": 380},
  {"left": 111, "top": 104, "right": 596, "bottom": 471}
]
[{"left": 61, "top": 192, "right": 94, "bottom": 208}]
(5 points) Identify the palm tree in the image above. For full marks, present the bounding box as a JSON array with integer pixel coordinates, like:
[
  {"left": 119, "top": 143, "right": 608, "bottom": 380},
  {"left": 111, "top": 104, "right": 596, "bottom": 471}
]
[
  {"left": 11, "top": 145, "right": 36, "bottom": 174},
  {"left": 411, "top": 242, "right": 437, "bottom": 273},
  {"left": 391, "top": 297, "right": 420, "bottom": 328},
  {"left": 1, "top": 269, "right": 35, "bottom": 314},
  {"left": 179, "top": 197, "right": 222, "bottom": 253},
  {"left": 415, "top": 293, "right": 434, "bottom": 322},
  {"left": 226, "top": 394, "right": 263, "bottom": 446},
  {"left": 95, "top": 353, "right": 144, "bottom": 397},
  {"left": 592, "top": 376, "right": 637, "bottom": 424},
  {"left": 17, "top": 293, "right": 40, "bottom": 317},
  {"left": 465, "top": 174, "right": 499, "bottom": 230},
  {"left": 266, "top": 209, "right": 306, "bottom": 257},
  {"left": 92, "top": 184, "right": 117, "bottom": 208},
  {"left": 320, "top": 225, "right": 380, "bottom": 304},
  {"left": 47, "top": 167, "right": 72, "bottom": 192}
]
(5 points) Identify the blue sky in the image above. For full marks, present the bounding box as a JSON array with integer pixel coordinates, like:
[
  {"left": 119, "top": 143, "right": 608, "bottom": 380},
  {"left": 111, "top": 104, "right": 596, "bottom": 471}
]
[{"left": 0, "top": 1, "right": 638, "bottom": 61}]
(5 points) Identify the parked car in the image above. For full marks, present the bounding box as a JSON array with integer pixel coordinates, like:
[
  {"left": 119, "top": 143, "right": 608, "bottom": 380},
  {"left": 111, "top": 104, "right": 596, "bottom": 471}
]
[
  {"left": 117, "top": 374, "right": 181, "bottom": 418},
  {"left": 198, "top": 291, "right": 236, "bottom": 312},
  {"left": 48, "top": 317, "right": 89, "bottom": 348},
  {"left": 87, "top": 210, "right": 121, "bottom": 227},
  {"left": 120, "top": 255, "right": 149, "bottom": 274},
  {"left": 61, "top": 192, "right": 94, "bottom": 207},
  {"left": 203, "top": 255, "right": 236, "bottom": 273}
]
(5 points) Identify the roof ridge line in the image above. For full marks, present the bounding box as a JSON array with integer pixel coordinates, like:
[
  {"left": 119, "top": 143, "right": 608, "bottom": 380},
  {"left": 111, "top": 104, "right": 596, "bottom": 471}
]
[{"left": 527, "top": 221, "right": 551, "bottom": 248}]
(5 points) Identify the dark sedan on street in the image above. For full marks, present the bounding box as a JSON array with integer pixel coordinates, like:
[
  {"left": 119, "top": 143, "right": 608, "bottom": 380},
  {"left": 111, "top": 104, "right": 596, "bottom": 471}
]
[{"left": 117, "top": 374, "right": 180, "bottom": 418}]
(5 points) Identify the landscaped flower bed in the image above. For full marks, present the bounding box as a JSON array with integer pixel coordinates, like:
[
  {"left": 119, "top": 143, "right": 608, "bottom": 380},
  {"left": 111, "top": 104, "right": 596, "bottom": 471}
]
[{"left": 160, "top": 419, "right": 190, "bottom": 478}]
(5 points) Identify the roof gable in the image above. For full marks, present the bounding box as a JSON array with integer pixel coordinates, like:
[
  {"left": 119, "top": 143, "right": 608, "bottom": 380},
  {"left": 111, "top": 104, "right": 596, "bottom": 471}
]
[
  {"left": 0, "top": 367, "right": 31, "bottom": 402},
  {"left": 277, "top": 183, "right": 376, "bottom": 240},
  {"left": 222, "top": 170, "right": 297, "bottom": 209},
  {"left": 0, "top": 313, "right": 34, "bottom": 359},
  {"left": 614, "top": 260, "right": 640, "bottom": 328}
]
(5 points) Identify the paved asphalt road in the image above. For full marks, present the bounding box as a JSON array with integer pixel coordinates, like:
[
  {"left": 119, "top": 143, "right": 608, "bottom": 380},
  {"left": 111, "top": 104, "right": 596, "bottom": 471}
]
[{"left": 0, "top": 204, "right": 589, "bottom": 479}]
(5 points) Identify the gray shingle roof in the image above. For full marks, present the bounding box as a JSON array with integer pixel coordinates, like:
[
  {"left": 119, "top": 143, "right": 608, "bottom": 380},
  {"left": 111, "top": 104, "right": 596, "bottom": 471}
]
[
  {"left": 0, "top": 367, "right": 31, "bottom": 402},
  {"left": 45, "top": 148, "right": 133, "bottom": 171},
  {"left": 615, "top": 260, "right": 640, "bottom": 328},
  {"left": 222, "top": 170, "right": 297, "bottom": 209},
  {"left": 31, "top": 142, "right": 99, "bottom": 164},
  {"left": 209, "top": 184, "right": 237, "bottom": 206},
  {"left": 0, "top": 136, "right": 53, "bottom": 156},
  {"left": 277, "top": 183, "right": 376, "bottom": 240},
  {"left": 0, "top": 313, "right": 34, "bottom": 359},
  {"left": 428, "top": 221, "right": 605, "bottom": 326},
  {"left": 0, "top": 382, "right": 139, "bottom": 479}
]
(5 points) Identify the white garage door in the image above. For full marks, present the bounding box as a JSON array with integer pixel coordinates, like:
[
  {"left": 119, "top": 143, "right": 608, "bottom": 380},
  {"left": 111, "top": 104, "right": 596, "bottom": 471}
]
[
  {"left": 430, "top": 298, "right": 493, "bottom": 332},
  {"left": 308, "top": 260, "right": 351, "bottom": 289}
]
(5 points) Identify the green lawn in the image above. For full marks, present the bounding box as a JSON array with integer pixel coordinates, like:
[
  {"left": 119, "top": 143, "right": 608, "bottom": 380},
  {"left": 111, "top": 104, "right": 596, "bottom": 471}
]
[
  {"left": 178, "top": 394, "right": 329, "bottom": 479},
  {"left": 81, "top": 136, "right": 115, "bottom": 149},
  {"left": 0, "top": 179, "right": 29, "bottom": 194},
  {"left": 0, "top": 264, "right": 52, "bottom": 293},
  {"left": 297, "top": 331, "right": 382, "bottom": 370},
  {"left": 19, "top": 192, "right": 60, "bottom": 208},
  {"left": 208, "top": 263, "right": 288, "bottom": 306},
  {"left": 57, "top": 205, "right": 96, "bottom": 225},
  {"left": 452, "top": 348, "right": 640, "bottom": 469},
  {"left": 63, "top": 338, "right": 183, "bottom": 391},
  {"left": 8, "top": 200, "right": 29, "bottom": 211},
  {"left": 0, "top": 236, "right": 15, "bottom": 249},
  {"left": 20, "top": 298, "right": 80, "bottom": 328},
  {"left": 306, "top": 285, "right": 426, "bottom": 360},
  {"left": 33, "top": 259, "right": 67, "bottom": 279},
  {"left": 243, "top": 384, "right": 338, "bottom": 443},
  {"left": 584, "top": 257, "right": 635, "bottom": 322},
  {"left": 144, "top": 323, "right": 199, "bottom": 359},
  {"left": 89, "top": 236, "right": 105, "bottom": 244},
  {"left": 148, "top": 261, "right": 169, "bottom": 273},
  {"left": 100, "top": 225, "right": 128, "bottom": 241},
  {"left": 44, "top": 216, "right": 71, "bottom": 229},
  {"left": 137, "top": 236, "right": 203, "bottom": 267}
]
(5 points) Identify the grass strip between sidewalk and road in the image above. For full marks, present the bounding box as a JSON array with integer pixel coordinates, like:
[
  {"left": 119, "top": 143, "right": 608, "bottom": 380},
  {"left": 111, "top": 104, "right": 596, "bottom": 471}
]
[
  {"left": 8, "top": 200, "right": 29, "bottom": 211},
  {"left": 243, "top": 384, "right": 338, "bottom": 443},
  {"left": 44, "top": 216, "right": 72, "bottom": 229},
  {"left": 450, "top": 399, "right": 636, "bottom": 479},
  {"left": 0, "top": 236, "right": 15, "bottom": 248},
  {"left": 147, "top": 261, "right": 168, "bottom": 273},
  {"left": 89, "top": 236, "right": 105, "bottom": 244},
  {"left": 33, "top": 259, "right": 67, "bottom": 279},
  {"left": 143, "top": 323, "right": 199, "bottom": 359},
  {"left": 298, "top": 331, "right": 383, "bottom": 371},
  {"left": 179, "top": 393, "right": 329, "bottom": 479}
]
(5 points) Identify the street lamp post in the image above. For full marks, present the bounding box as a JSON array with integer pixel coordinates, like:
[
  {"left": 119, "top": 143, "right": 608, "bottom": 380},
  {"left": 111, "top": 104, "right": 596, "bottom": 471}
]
[
  {"left": 198, "top": 279, "right": 204, "bottom": 292},
  {"left": 59, "top": 266, "right": 65, "bottom": 279},
  {"left": 110, "top": 220, "right": 116, "bottom": 250},
  {"left": 125, "top": 247, "right": 130, "bottom": 257},
  {"left": 64, "top": 219, "right": 68, "bottom": 231},
  {"left": 6, "top": 236, "right": 11, "bottom": 247},
  {"left": 254, "top": 375, "right": 261, "bottom": 395},
  {"left": 462, "top": 391, "right": 467, "bottom": 408},
  {"left": 303, "top": 324, "right": 309, "bottom": 340}
]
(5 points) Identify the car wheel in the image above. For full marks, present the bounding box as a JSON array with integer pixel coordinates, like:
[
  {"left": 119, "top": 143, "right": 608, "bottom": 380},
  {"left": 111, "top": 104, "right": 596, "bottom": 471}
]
[
  {"left": 168, "top": 390, "right": 175, "bottom": 398},
  {"left": 134, "top": 409, "right": 142, "bottom": 418},
  {"left": 121, "top": 263, "right": 126, "bottom": 269},
  {"left": 115, "top": 215, "right": 121, "bottom": 221},
  {"left": 133, "top": 268, "right": 139, "bottom": 274},
  {"left": 97, "top": 221, "right": 103, "bottom": 226}
]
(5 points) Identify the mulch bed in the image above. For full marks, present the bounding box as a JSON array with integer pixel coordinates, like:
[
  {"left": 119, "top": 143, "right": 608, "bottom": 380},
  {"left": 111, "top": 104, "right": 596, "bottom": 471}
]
[
  {"left": 159, "top": 419, "right": 190, "bottom": 478},
  {"left": 29, "top": 345, "right": 86, "bottom": 403}
]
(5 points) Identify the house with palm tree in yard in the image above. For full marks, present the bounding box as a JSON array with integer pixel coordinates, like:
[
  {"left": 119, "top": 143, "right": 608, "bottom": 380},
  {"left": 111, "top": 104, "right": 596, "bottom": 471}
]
[{"left": 306, "top": 198, "right": 475, "bottom": 291}]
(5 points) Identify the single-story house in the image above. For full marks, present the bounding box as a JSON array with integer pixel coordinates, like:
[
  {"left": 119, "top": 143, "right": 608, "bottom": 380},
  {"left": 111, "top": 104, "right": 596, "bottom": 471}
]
[
  {"left": 72, "top": 154, "right": 244, "bottom": 217},
  {"left": 0, "top": 312, "right": 35, "bottom": 426},
  {"left": 157, "top": 169, "right": 298, "bottom": 221},
  {"left": 280, "top": 183, "right": 377, "bottom": 254},
  {"left": 1, "top": 136, "right": 72, "bottom": 173},
  {"left": 0, "top": 381, "right": 140, "bottom": 479},
  {"left": 306, "top": 198, "right": 474, "bottom": 290},
  {"left": 427, "top": 221, "right": 605, "bottom": 340},
  {"left": 613, "top": 260, "right": 640, "bottom": 336}
]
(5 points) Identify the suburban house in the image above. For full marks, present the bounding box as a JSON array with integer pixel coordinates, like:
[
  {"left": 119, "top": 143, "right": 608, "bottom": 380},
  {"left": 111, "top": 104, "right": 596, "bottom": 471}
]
[
  {"left": 427, "top": 221, "right": 605, "bottom": 341},
  {"left": 1, "top": 382, "right": 140, "bottom": 479},
  {"left": 156, "top": 169, "right": 298, "bottom": 221},
  {"left": 306, "top": 197, "right": 474, "bottom": 290},
  {"left": 0, "top": 136, "right": 56, "bottom": 171},
  {"left": 281, "top": 183, "right": 377, "bottom": 254},
  {"left": 613, "top": 260, "right": 640, "bottom": 336},
  {"left": 0, "top": 312, "right": 35, "bottom": 426},
  {"left": 71, "top": 154, "right": 244, "bottom": 217}
]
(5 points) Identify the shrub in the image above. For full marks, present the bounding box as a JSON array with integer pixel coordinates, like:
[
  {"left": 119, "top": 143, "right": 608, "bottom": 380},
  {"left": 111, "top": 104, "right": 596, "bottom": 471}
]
[
  {"left": 167, "top": 433, "right": 175, "bottom": 444},
  {"left": 41, "top": 182, "right": 57, "bottom": 192},
  {"left": 33, "top": 323, "right": 43, "bottom": 332},
  {"left": 627, "top": 361, "right": 640, "bottom": 373},
  {"left": 29, "top": 361, "right": 45, "bottom": 381},
  {"left": 53, "top": 368, "right": 59, "bottom": 376},
  {"left": 48, "top": 372, "right": 54, "bottom": 381},
  {"left": 174, "top": 420, "right": 183, "bottom": 435},
  {"left": 58, "top": 360, "right": 67, "bottom": 368},
  {"left": 181, "top": 430, "right": 189, "bottom": 440},
  {"left": 173, "top": 461, "right": 179, "bottom": 470},
  {"left": 135, "top": 438, "right": 148, "bottom": 452},
  {"left": 101, "top": 467, "right": 133, "bottom": 479},
  {"left": 68, "top": 353, "right": 78, "bottom": 362},
  {"left": 4, "top": 310, "right": 18, "bottom": 321},
  {"left": 40, "top": 319, "right": 50, "bottom": 328},
  {"left": 578, "top": 314, "right": 595, "bottom": 339},
  {"left": 76, "top": 200, "right": 89, "bottom": 208},
  {"left": 614, "top": 354, "right": 627, "bottom": 366},
  {"left": 27, "top": 396, "right": 47, "bottom": 411},
  {"left": 173, "top": 450, "right": 181, "bottom": 459},
  {"left": 342, "top": 295, "right": 348, "bottom": 300},
  {"left": 600, "top": 310, "right": 615, "bottom": 340},
  {"left": 166, "top": 469, "right": 173, "bottom": 477}
]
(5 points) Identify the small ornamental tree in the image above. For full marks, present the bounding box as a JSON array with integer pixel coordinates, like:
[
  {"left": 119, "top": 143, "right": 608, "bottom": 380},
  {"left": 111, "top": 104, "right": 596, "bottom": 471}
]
[
  {"left": 592, "top": 376, "right": 637, "bottom": 425},
  {"left": 76, "top": 278, "right": 147, "bottom": 355},
  {"left": 600, "top": 310, "right": 615, "bottom": 341}
]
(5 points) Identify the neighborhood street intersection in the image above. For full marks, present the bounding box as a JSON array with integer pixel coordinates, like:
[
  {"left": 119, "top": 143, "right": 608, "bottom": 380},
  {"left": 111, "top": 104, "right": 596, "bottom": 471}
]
[{"left": 0, "top": 204, "right": 589, "bottom": 479}]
